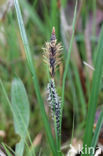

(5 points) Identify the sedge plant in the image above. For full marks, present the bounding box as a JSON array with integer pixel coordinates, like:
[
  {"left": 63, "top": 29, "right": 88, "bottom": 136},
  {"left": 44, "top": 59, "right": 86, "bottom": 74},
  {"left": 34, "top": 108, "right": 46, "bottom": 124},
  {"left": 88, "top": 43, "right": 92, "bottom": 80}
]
[
  {"left": 43, "top": 27, "right": 62, "bottom": 154},
  {"left": 1, "top": 0, "right": 103, "bottom": 155},
  {"left": 14, "top": 0, "right": 60, "bottom": 155},
  {"left": 14, "top": 0, "right": 78, "bottom": 155}
]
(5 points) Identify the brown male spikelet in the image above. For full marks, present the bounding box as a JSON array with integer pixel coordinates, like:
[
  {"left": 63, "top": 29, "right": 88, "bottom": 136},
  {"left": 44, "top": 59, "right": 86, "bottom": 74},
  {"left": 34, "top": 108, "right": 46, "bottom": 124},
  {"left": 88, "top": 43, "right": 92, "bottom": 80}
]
[{"left": 43, "top": 27, "right": 62, "bottom": 78}]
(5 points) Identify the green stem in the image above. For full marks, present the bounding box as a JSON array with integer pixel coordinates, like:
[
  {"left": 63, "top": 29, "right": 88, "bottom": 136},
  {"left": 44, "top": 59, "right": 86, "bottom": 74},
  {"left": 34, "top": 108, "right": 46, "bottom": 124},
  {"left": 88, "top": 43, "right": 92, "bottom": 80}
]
[{"left": 59, "top": 0, "right": 78, "bottom": 148}]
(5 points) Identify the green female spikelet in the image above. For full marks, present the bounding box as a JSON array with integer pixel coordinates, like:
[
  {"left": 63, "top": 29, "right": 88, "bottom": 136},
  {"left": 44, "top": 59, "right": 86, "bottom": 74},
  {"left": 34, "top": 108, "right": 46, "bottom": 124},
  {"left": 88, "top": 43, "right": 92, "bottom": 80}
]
[
  {"left": 43, "top": 27, "right": 62, "bottom": 136},
  {"left": 47, "top": 79, "right": 61, "bottom": 135}
]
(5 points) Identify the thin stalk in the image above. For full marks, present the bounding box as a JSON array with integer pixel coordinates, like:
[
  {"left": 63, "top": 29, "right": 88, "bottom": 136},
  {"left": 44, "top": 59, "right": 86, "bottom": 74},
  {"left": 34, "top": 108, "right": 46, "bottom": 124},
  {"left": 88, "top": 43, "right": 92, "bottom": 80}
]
[
  {"left": 72, "top": 61, "right": 86, "bottom": 118},
  {"left": 90, "top": 107, "right": 103, "bottom": 156},
  {"left": 59, "top": 0, "right": 78, "bottom": 147}
]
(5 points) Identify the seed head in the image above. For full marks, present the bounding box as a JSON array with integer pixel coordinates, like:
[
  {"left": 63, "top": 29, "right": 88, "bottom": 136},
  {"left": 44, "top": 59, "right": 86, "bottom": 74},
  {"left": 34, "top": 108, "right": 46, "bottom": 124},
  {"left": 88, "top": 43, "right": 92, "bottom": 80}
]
[{"left": 47, "top": 79, "right": 61, "bottom": 136}]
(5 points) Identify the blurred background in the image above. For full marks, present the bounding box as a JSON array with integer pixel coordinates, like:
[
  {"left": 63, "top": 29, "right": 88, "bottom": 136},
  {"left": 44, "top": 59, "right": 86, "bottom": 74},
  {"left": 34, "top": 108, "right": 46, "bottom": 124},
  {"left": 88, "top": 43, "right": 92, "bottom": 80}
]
[{"left": 0, "top": 0, "right": 103, "bottom": 155}]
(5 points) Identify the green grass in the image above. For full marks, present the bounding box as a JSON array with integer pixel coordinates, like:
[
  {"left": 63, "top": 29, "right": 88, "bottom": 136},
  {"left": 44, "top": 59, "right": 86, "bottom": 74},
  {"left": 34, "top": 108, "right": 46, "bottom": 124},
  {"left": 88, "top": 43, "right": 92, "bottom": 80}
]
[
  {"left": 91, "top": 107, "right": 103, "bottom": 156},
  {"left": 14, "top": 0, "right": 57, "bottom": 155},
  {"left": 60, "top": 0, "right": 78, "bottom": 147},
  {"left": 82, "top": 25, "right": 103, "bottom": 155},
  {"left": 0, "top": 0, "right": 103, "bottom": 155},
  {"left": 0, "top": 79, "right": 34, "bottom": 156},
  {"left": 11, "top": 78, "right": 31, "bottom": 156},
  {"left": 72, "top": 61, "right": 86, "bottom": 118}
]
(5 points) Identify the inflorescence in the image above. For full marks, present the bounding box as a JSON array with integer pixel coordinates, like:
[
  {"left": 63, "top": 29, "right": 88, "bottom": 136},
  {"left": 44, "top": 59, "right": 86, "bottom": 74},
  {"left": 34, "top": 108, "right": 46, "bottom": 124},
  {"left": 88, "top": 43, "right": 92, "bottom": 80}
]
[
  {"left": 43, "top": 27, "right": 62, "bottom": 136},
  {"left": 43, "top": 27, "right": 62, "bottom": 78},
  {"left": 47, "top": 79, "right": 61, "bottom": 135}
]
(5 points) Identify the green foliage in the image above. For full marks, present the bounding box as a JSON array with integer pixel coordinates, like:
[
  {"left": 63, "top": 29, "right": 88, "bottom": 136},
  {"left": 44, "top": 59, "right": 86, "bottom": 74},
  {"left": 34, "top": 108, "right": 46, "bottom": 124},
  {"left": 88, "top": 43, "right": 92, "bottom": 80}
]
[
  {"left": 60, "top": 0, "right": 78, "bottom": 146},
  {"left": 82, "top": 26, "right": 103, "bottom": 155},
  {"left": 20, "top": 0, "right": 46, "bottom": 36},
  {"left": 14, "top": 0, "right": 57, "bottom": 155},
  {"left": 11, "top": 78, "right": 30, "bottom": 156},
  {"left": 61, "top": 0, "right": 77, "bottom": 113},
  {"left": 0, "top": 0, "right": 103, "bottom": 155},
  {"left": 72, "top": 62, "right": 86, "bottom": 118},
  {"left": 91, "top": 107, "right": 103, "bottom": 156},
  {"left": 50, "top": 0, "right": 60, "bottom": 38}
]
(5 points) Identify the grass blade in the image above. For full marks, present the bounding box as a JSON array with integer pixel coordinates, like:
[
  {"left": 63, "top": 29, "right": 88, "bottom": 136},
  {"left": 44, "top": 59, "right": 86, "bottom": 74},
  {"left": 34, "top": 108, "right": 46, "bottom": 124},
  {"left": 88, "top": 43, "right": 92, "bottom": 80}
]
[
  {"left": 90, "top": 107, "right": 103, "bottom": 156},
  {"left": 11, "top": 78, "right": 30, "bottom": 156},
  {"left": 2, "top": 143, "right": 12, "bottom": 156},
  {"left": 20, "top": 0, "right": 46, "bottom": 36},
  {"left": 50, "top": 0, "right": 60, "bottom": 38},
  {"left": 14, "top": 0, "right": 57, "bottom": 155},
  {"left": 82, "top": 26, "right": 103, "bottom": 155},
  {"left": 72, "top": 62, "right": 86, "bottom": 118},
  {"left": 68, "top": 68, "right": 80, "bottom": 122},
  {"left": 61, "top": 0, "right": 77, "bottom": 115},
  {"left": 60, "top": 0, "right": 77, "bottom": 146}
]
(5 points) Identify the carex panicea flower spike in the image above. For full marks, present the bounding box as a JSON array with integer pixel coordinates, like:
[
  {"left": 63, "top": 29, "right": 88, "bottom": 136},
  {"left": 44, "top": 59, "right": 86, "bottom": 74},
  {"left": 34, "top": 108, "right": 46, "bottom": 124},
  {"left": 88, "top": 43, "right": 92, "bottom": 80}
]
[
  {"left": 47, "top": 79, "right": 61, "bottom": 136},
  {"left": 43, "top": 27, "right": 62, "bottom": 137}
]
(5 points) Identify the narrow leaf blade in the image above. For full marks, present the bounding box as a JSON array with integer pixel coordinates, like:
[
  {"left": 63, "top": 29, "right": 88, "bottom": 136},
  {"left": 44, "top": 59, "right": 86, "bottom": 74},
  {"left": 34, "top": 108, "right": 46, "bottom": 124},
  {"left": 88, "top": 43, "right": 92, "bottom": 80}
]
[
  {"left": 82, "top": 26, "right": 103, "bottom": 155},
  {"left": 91, "top": 108, "right": 103, "bottom": 156}
]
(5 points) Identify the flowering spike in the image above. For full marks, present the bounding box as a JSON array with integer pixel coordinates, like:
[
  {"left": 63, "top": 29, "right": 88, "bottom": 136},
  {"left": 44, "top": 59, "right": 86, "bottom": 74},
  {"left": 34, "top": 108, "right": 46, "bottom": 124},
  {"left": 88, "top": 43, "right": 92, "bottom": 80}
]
[
  {"left": 43, "top": 27, "right": 62, "bottom": 137},
  {"left": 47, "top": 79, "right": 61, "bottom": 136},
  {"left": 43, "top": 27, "right": 62, "bottom": 78}
]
